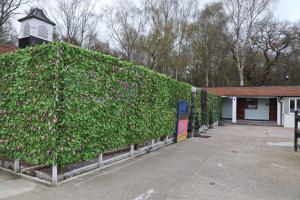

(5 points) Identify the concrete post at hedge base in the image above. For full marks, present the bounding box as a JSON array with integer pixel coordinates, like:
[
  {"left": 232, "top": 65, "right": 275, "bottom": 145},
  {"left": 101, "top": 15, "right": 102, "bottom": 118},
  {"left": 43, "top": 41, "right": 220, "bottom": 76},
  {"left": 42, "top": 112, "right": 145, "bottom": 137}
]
[
  {"left": 14, "top": 159, "right": 20, "bottom": 173},
  {"left": 130, "top": 145, "right": 134, "bottom": 157},
  {"left": 99, "top": 154, "right": 103, "bottom": 167},
  {"left": 52, "top": 164, "right": 58, "bottom": 186},
  {"left": 165, "top": 136, "right": 169, "bottom": 144}
]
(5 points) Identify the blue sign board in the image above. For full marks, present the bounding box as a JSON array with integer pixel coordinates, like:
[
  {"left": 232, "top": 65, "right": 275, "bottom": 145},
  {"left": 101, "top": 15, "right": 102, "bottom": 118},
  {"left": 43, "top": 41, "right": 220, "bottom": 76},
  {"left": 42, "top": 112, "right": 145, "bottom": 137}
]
[{"left": 175, "top": 101, "right": 189, "bottom": 142}]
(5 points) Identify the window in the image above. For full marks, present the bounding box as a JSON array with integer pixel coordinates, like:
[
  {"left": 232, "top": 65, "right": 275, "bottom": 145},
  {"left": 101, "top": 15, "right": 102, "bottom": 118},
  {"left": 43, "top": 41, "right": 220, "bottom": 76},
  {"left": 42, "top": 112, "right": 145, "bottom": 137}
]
[
  {"left": 23, "top": 23, "right": 30, "bottom": 36},
  {"left": 289, "top": 98, "right": 300, "bottom": 113},
  {"left": 38, "top": 25, "right": 48, "bottom": 39},
  {"left": 290, "top": 99, "right": 295, "bottom": 113},
  {"left": 245, "top": 98, "right": 258, "bottom": 109}
]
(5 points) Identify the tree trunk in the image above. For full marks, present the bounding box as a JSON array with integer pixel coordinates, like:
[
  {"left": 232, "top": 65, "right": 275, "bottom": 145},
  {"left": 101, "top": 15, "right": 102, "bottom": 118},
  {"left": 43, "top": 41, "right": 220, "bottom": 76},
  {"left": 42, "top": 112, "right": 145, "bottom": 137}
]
[
  {"left": 239, "top": 68, "right": 244, "bottom": 86},
  {"left": 236, "top": 56, "right": 245, "bottom": 86}
]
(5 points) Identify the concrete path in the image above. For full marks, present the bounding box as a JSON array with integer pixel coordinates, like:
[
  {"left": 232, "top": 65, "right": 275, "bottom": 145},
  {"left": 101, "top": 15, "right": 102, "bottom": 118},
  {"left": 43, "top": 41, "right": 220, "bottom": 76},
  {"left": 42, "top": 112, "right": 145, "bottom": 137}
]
[{"left": 1, "top": 125, "right": 300, "bottom": 200}]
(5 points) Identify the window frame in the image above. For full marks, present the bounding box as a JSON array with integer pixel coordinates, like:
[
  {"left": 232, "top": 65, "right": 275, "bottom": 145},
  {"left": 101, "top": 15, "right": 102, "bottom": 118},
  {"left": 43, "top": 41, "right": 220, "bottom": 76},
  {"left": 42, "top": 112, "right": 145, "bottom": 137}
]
[
  {"left": 245, "top": 98, "right": 258, "bottom": 110},
  {"left": 289, "top": 98, "right": 300, "bottom": 114}
]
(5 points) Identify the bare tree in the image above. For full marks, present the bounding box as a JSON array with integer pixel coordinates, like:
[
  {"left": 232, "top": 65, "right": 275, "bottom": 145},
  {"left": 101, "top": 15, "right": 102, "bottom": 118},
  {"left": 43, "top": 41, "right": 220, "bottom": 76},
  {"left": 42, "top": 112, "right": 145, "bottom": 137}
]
[
  {"left": 142, "top": 0, "right": 197, "bottom": 77},
  {"left": 190, "top": 2, "right": 229, "bottom": 87},
  {"left": 77, "top": 0, "right": 98, "bottom": 46},
  {"left": 102, "top": 0, "right": 196, "bottom": 79},
  {"left": 85, "top": 27, "right": 111, "bottom": 54},
  {"left": 224, "top": 0, "right": 274, "bottom": 86},
  {"left": 98, "top": 0, "right": 300, "bottom": 87},
  {"left": 247, "top": 17, "right": 292, "bottom": 85},
  {"left": 102, "top": 0, "right": 145, "bottom": 61},
  {"left": 0, "top": 0, "right": 32, "bottom": 43},
  {"left": 48, "top": 0, "right": 98, "bottom": 47}
]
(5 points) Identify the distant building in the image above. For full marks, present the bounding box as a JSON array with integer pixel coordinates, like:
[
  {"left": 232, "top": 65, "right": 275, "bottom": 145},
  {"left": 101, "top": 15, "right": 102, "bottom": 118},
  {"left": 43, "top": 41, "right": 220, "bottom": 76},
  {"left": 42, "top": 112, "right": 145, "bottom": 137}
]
[
  {"left": 0, "top": 7, "right": 56, "bottom": 54},
  {"left": 18, "top": 7, "right": 56, "bottom": 48},
  {"left": 206, "top": 86, "right": 300, "bottom": 128}
]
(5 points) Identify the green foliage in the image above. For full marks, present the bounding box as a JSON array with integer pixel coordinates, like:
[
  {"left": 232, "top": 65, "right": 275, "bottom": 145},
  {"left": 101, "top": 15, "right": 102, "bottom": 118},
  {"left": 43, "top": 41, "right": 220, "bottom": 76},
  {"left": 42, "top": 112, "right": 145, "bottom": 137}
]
[
  {"left": 195, "top": 89, "right": 202, "bottom": 126},
  {"left": 207, "top": 93, "right": 222, "bottom": 125},
  {"left": 0, "top": 43, "right": 192, "bottom": 165},
  {"left": 0, "top": 45, "right": 59, "bottom": 165},
  {"left": 0, "top": 42, "right": 221, "bottom": 166}
]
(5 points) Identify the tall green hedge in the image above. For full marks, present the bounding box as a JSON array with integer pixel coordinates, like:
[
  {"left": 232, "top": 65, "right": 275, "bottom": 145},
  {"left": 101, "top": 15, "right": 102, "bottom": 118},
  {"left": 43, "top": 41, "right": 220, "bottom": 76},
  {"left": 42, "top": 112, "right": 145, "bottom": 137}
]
[
  {"left": 0, "top": 46, "right": 59, "bottom": 165},
  {"left": 207, "top": 93, "right": 222, "bottom": 125},
  {"left": 193, "top": 89, "right": 221, "bottom": 127},
  {"left": 0, "top": 43, "right": 192, "bottom": 165},
  {"left": 195, "top": 89, "right": 202, "bottom": 127}
]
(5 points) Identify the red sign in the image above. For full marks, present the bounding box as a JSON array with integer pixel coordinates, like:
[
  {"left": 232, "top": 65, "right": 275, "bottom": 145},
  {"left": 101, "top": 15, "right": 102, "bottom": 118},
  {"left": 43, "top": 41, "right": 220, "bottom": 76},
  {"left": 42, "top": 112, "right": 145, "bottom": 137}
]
[{"left": 176, "top": 119, "right": 188, "bottom": 142}]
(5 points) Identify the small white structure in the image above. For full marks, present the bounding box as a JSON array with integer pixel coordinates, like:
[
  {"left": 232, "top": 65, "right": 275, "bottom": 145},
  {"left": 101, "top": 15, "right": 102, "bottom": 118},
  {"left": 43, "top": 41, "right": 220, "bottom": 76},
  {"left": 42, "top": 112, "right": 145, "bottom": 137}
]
[
  {"left": 18, "top": 8, "right": 56, "bottom": 48},
  {"left": 206, "top": 86, "right": 300, "bottom": 128},
  {"left": 282, "top": 97, "right": 300, "bottom": 127}
]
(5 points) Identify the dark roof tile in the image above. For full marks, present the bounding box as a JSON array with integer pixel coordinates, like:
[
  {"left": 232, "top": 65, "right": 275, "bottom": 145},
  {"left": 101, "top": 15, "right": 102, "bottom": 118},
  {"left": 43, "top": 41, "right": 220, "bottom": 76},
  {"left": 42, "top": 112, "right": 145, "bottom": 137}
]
[
  {"left": 0, "top": 45, "right": 18, "bottom": 54},
  {"left": 18, "top": 8, "right": 56, "bottom": 26}
]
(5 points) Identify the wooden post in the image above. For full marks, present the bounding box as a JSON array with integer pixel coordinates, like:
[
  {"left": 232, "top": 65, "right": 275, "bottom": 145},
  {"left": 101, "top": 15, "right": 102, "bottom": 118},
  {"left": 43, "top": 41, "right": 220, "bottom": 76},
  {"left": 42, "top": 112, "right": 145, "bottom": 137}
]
[
  {"left": 99, "top": 153, "right": 103, "bottom": 167},
  {"left": 14, "top": 159, "right": 20, "bottom": 173},
  {"left": 130, "top": 144, "right": 134, "bottom": 157},
  {"left": 52, "top": 164, "right": 58, "bottom": 186}
]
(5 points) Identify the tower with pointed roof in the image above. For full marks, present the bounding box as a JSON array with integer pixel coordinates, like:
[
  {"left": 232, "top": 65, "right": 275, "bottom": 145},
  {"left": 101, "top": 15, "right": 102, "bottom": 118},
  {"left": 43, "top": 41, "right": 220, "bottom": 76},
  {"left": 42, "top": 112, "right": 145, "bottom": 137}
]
[{"left": 18, "top": 8, "right": 56, "bottom": 48}]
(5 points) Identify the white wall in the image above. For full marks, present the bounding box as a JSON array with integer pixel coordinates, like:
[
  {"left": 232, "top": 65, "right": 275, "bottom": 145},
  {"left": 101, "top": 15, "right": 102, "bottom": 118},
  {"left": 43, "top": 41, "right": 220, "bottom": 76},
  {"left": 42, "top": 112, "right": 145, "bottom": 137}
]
[
  {"left": 245, "top": 98, "right": 269, "bottom": 120},
  {"left": 222, "top": 98, "right": 232, "bottom": 119},
  {"left": 221, "top": 96, "right": 299, "bottom": 127},
  {"left": 20, "top": 18, "right": 54, "bottom": 42},
  {"left": 283, "top": 97, "right": 300, "bottom": 128},
  {"left": 283, "top": 114, "right": 296, "bottom": 128},
  {"left": 277, "top": 99, "right": 281, "bottom": 126},
  {"left": 232, "top": 97, "right": 237, "bottom": 123}
]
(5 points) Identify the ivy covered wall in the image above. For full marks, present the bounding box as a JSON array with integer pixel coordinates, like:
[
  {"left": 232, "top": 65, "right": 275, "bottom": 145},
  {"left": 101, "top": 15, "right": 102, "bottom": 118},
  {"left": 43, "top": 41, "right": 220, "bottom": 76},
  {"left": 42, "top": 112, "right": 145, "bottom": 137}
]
[
  {"left": 0, "top": 43, "right": 221, "bottom": 166},
  {"left": 0, "top": 43, "right": 192, "bottom": 165}
]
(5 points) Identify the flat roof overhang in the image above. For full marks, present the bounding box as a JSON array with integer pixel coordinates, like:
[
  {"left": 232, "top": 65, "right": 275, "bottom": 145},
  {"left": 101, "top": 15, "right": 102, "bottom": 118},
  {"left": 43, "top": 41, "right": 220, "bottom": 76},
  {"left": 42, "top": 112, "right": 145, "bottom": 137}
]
[{"left": 206, "top": 86, "right": 300, "bottom": 97}]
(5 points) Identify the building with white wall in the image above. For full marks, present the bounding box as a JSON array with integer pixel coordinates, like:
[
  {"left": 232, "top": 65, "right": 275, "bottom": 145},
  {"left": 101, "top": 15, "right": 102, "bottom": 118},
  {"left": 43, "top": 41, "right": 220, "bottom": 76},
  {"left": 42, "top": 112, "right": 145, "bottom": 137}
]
[
  {"left": 18, "top": 8, "right": 56, "bottom": 48},
  {"left": 206, "top": 86, "right": 300, "bottom": 128}
]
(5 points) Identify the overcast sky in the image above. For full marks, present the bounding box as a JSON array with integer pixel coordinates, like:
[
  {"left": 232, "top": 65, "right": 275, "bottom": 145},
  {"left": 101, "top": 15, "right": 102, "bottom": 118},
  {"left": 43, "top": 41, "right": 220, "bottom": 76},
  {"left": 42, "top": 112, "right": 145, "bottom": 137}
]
[{"left": 13, "top": 0, "right": 300, "bottom": 41}]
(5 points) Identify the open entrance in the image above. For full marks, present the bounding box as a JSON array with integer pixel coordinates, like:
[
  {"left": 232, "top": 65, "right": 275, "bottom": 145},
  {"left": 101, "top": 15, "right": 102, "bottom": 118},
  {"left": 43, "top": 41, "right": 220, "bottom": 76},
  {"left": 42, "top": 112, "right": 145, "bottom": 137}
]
[{"left": 236, "top": 98, "right": 277, "bottom": 121}]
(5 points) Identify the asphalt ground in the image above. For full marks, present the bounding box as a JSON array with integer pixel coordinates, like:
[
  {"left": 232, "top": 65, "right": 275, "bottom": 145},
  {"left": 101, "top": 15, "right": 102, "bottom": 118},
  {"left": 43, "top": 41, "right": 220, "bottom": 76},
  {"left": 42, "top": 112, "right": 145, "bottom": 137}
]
[{"left": 1, "top": 124, "right": 300, "bottom": 200}]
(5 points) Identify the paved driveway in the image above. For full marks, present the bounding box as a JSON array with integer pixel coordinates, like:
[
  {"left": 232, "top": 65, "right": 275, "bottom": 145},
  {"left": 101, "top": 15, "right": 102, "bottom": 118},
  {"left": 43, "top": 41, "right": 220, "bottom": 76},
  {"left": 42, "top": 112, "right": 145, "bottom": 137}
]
[{"left": 1, "top": 125, "right": 300, "bottom": 200}]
